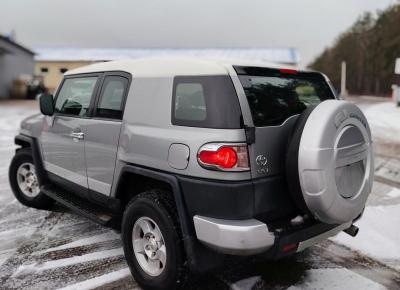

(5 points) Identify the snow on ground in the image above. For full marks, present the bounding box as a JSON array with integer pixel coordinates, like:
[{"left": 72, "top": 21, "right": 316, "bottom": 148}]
[
  {"left": 288, "top": 268, "right": 387, "bottom": 290},
  {"left": 56, "top": 268, "right": 132, "bottom": 290},
  {"left": 332, "top": 203, "right": 400, "bottom": 270},
  {"left": 39, "top": 232, "right": 120, "bottom": 254},
  {"left": 375, "top": 157, "right": 400, "bottom": 185},
  {"left": 363, "top": 101, "right": 400, "bottom": 143}
]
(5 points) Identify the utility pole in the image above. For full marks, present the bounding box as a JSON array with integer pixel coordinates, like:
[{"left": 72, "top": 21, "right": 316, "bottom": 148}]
[{"left": 340, "top": 61, "right": 348, "bottom": 99}]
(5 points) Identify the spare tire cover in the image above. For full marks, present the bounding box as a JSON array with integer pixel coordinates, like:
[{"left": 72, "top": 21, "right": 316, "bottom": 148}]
[{"left": 288, "top": 100, "right": 374, "bottom": 224}]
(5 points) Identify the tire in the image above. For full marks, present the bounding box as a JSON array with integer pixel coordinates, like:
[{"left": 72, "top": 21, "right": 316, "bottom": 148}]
[
  {"left": 9, "top": 148, "right": 54, "bottom": 209},
  {"left": 286, "top": 105, "right": 316, "bottom": 216},
  {"left": 121, "top": 190, "right": 188, "bottom": 290}
]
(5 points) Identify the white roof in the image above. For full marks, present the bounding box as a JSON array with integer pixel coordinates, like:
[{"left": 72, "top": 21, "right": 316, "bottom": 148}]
[
  {"left": 396, "top": 58, "right": 400, "bottom": 74},
  {"left": 34, "top": 47, "right": 300, "bottom": 65},
  {"left": 64, "top": 57, "right": 296, "bottom": 77}
]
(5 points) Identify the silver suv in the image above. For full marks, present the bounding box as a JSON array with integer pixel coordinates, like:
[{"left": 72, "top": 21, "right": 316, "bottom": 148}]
[{"left": 9, "top": 58, "right": 374, "bottom": 290}]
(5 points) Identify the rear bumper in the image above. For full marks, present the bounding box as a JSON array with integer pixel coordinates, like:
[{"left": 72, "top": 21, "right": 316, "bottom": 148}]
[
  {"left": 193, "top": 216, "right": 275, "bottom": 255},
  {"left": 193, "top": 215, "right": 351, "bottom": 256}
]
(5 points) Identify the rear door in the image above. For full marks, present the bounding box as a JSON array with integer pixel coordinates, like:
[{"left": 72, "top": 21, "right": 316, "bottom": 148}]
[
  {"left": 234, "top": 66, "right": 335, "bottom": 179},
  {"left": 82, "top": 72, "right": 130, "bottom": 196},
  {"left": 40, "top": 74, "right": 100, "bottom": 189}
]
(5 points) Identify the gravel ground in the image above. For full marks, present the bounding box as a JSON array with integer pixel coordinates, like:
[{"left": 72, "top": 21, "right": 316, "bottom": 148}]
[{"left": 0, "top": 98, "right": 399, "bottom": 290}]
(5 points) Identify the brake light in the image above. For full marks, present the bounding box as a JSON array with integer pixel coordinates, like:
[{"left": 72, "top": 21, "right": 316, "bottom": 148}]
[
  {"left": 198, "top": 143, "right": 249, "bottom": 171},
  {"left": 282, "top": 243, "right": 299, "bottom": 253},
  {"left": 280, "top": 68, "right": 298, "bottom": 75}
]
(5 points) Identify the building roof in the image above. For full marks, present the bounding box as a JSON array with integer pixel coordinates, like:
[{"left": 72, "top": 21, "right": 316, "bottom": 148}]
[
  {"left": 396, "top": 58, "right": 400, "bottom": 74},
  {"left": 65, "top": 57, "right": 300, "bottom": 77},
  {"left": 35, "top": 47, "right": 300, "bottom": 65},
  {"left": 0, "top": 35, "right": 35, "bottom": 55}
]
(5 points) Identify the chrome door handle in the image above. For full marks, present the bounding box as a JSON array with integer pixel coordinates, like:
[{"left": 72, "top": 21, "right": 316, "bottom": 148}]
[{"left": 70, "top": 132, "right": 85, "bottom": 140}]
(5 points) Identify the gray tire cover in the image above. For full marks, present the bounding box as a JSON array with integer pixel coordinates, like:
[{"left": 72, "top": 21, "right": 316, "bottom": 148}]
[{"left": 298, "top": 100, "right": 374, "bottom": 224}]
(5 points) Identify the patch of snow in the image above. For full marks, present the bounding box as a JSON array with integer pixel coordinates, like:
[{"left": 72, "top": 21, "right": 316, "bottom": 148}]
[
  {"left": 290, "top": 215, "right": 304, "bottom": 226},
  {"left": 332, "top": 204, "right": 400, "bottom": 267},
  {"left": 56, "top": 268, "right": 133, "bottom": 290},
  {"left": 231, "top": 276, "right": 261, "bottom": 290},
  {"left": 0, "top": 249, "right": 15, "bottom": 266},
  {"left": 40, "top": 232, "right": 119, "bottom": 253},
  {"left": 12, "top": 248, "right": 124, "bottom": 277},
  {"left": 10, "top": 263, "right": 39, "bottom": 278},
  {"left": 39, "top": 247, "right": 124, "bottom": 270},
  {"left": 287, "top": 268, "right": 387, "bottom": 290},
  {"left": 0, "top": 227, "right": 37, "bottom": 253},
  {"left": 363, "top": 102, "right": 400, "bottom": 143},
  {"left": 384, "top": 188, "right": 400, "bottom": 199}
]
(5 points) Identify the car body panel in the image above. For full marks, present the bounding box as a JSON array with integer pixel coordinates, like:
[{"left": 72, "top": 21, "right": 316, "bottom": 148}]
[
  {"left": 83, "top": 118, "right": 122, "bottom": 195},
  {"left": 40, "top": 115, "right": 88, "bottom": 188}
]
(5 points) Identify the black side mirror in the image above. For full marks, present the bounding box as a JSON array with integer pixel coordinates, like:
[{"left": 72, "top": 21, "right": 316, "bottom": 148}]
[{"left": 39, "top": 93, "right": 54, "bottom": 116}]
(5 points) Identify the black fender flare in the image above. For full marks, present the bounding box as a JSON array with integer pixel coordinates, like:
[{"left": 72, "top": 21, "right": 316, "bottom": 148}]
[
  {"left": 116, "top": 165, "right": 192, "bottom": 237},
  {"left": 115, "top": 164, "right": 222, "bottom": 272}
]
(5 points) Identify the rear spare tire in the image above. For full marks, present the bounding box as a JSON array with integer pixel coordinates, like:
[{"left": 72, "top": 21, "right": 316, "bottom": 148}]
[{"left": 286, "top": 100, "right": 374, "bottom": 224}]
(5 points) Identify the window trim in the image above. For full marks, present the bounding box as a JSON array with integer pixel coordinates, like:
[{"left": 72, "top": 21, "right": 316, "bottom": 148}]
[
  {"left": 92, "top": 72, "right": 132, "bottom": 121},
  {"left": 53, "top": 71, "right": 132, "bottom": 121}
]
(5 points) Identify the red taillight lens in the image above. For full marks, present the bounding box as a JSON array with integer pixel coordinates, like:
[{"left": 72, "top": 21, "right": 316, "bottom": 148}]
[
  {"left": 282, "top": 243, "right": 299, "bottom": 253},
  {"left": 280, "top": 68, "right": 298, "bottom": 75},
  {"left": 199, "top": 147, "right": 237, "bottom": 169},
  {"left": 198, "top": 143, "right": 249, "bottom": 171}
]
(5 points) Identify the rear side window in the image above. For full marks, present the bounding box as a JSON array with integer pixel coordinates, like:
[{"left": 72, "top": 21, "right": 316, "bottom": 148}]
[
  {"left": 95, "top": 76, "right": 128, "bottom": 119},
  {"left": 175, "top": 83, "right": 206, "bottom": 121},
  {"left": 235, "top": 66, "right": 335, "bottom": 127},
  {"left": 172, "top": 75, "right": 242, "bottom": 129},
  {"left": 55, "top": 77, "right": 98, "bottom": 117}
]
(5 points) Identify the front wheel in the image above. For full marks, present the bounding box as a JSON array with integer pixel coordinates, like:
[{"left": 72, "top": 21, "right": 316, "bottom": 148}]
[
  {"left": 9, "top": 148, "right": 54, "bottom": 209},
  {"left": 121, "top": 190, "right": 188, "bottom": 290}
]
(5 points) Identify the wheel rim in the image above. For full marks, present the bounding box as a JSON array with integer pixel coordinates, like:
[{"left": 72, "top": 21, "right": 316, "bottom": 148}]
[
  {"left": 16, "top": 162, "right": 40, "bottom": 198},
  {"left": 132, "top": 216, "right": 167, "bottom": 277}
]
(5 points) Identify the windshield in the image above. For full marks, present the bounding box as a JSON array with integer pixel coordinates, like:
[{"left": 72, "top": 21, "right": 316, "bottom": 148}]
[{"left": 235, "top": 66, "right": 335, "bottom": 127}]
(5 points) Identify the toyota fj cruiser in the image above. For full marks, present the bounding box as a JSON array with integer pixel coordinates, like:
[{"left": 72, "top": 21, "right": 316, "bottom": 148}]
[{"left": 9, "top": 58, "right": 374, "bottom": 290}]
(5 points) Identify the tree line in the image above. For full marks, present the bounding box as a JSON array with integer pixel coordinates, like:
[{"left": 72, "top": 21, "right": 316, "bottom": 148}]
[{"left": 309, "top": 4, "right": 400, "bottom": 96}]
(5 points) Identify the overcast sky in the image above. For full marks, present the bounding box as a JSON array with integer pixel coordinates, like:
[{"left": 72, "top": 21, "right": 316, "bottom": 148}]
[{"left": 0, "top": 0, "right": 396, "bottom": 66}]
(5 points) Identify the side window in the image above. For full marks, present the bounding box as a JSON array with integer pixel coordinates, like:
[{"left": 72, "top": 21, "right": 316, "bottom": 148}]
[
  {"left": 95, "top": 76, "right": 128, "bottom": 119},
  {"left": 171, "top": 75, "right": 242, "bottom": 129},
  {"left": 174, "top": 83, "right": 206, "bottom": 121},
  {"left": 55, "top": 77, "right": 98, "bottom": 117}
]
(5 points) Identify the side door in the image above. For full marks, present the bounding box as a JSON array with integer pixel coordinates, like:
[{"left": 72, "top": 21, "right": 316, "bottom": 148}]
[
  {"left": 82, "top": 72, "right": 130, "bottom": 196},
  {"left": 40, "top": 74, "right": 101, "bottom": 190}
]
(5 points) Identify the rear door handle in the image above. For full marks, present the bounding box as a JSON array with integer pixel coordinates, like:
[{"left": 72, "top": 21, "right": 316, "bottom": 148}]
[{"left": 70, "top": 132, "right": 85, "bottom": 140}]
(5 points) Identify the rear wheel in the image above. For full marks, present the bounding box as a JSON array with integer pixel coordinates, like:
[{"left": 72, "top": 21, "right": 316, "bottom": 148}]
[
  {"left": 122, "top": 190, "right": 188, "bottom": 290},
  {"left": 9, "top": 148, "right": 54, "bottom": 209}
]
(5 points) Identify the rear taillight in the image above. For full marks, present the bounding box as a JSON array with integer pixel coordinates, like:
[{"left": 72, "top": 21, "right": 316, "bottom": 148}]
[
  {"left": 280, "top": 68, "right": 298, "bottom": 74},
  {"left": 197, "top": 143, "right": 249, "bottom": 171}
]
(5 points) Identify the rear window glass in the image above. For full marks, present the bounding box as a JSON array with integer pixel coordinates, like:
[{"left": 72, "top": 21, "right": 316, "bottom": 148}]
[
  {"left": 235, "top": 66, "right": 334, "bottom": 127},
  {"left": 172, "top": 75, "right": 242, "bottom": 129}
]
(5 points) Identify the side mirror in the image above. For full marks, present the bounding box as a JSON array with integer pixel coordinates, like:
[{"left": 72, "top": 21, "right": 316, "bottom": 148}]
[{"left": 39, "top": 93, "right": 54, "bottom": 116}]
